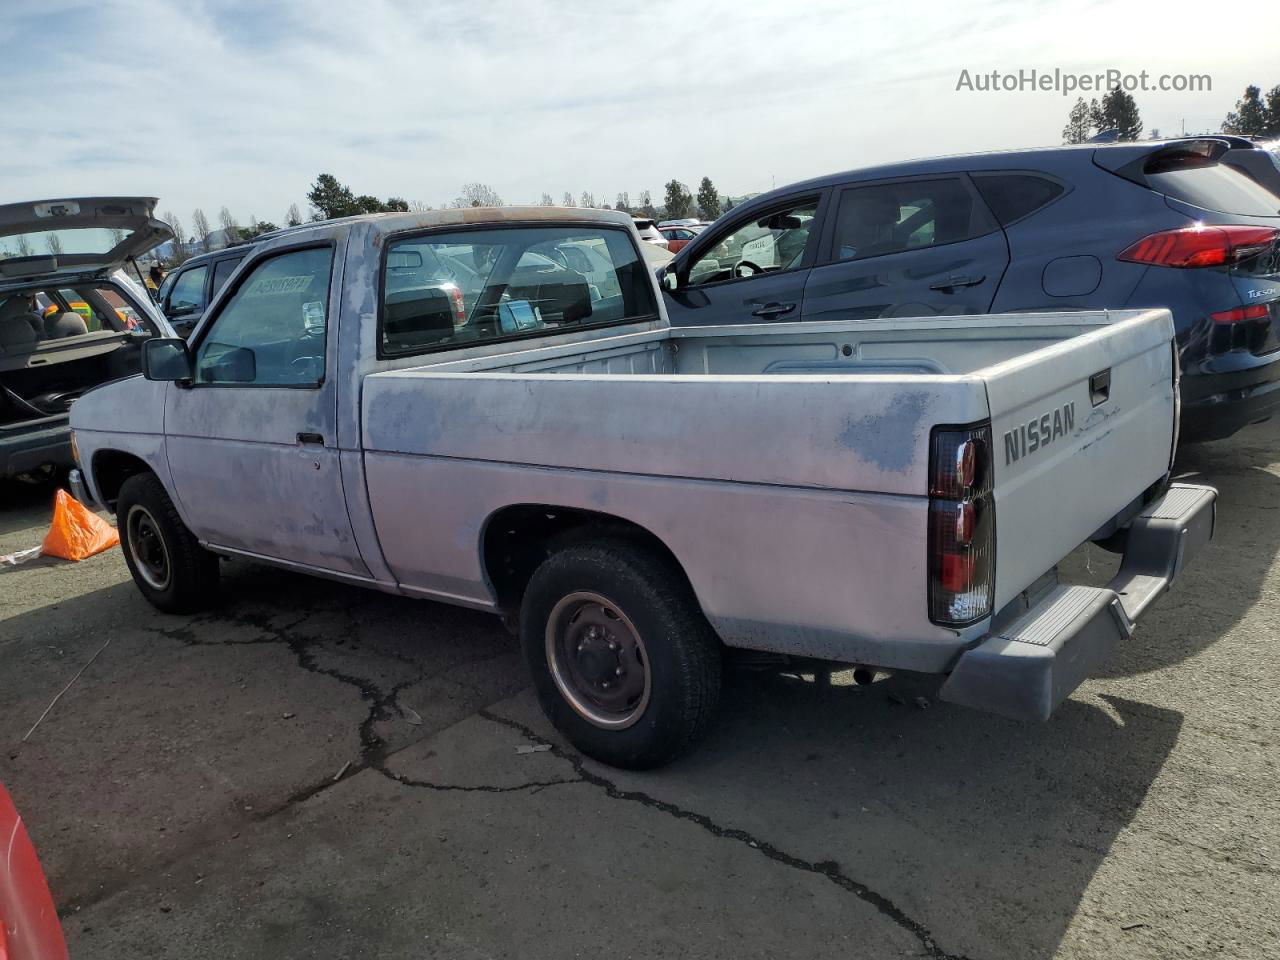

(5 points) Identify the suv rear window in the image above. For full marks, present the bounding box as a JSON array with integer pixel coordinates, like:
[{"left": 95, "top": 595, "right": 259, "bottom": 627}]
[
  {"left": 1146, "top": 163, "right": 1280, "bottom": 217},
  {"left": 972, "top": 174, "right": 1065, "bottom": 226}
]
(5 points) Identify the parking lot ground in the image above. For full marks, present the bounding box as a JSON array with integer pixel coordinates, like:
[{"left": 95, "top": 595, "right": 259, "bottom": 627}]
[{"left": 2, "top": 419, "right": 1279, "bottom": 960}]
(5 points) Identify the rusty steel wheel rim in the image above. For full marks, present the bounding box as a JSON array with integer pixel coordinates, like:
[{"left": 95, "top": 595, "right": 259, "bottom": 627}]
[
  {"left": 545, "top": 591, "right": 651, "bottom": 729},
  {"left": 126, "top": 504, "right": 171, "bottom": 591}
]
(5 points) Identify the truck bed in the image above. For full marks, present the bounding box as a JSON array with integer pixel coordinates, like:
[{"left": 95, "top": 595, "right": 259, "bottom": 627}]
[{"left": 360, "top": 309, "right": 1177, "bottom": 670}]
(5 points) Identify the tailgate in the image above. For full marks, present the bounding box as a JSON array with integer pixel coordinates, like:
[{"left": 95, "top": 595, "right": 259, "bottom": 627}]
[{"left": 983, "top": 309, "right": 1177, "bottom": 610}]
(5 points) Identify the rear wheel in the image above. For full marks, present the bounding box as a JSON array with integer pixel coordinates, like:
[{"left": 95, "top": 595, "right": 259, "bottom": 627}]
[
  {"left": 520, "top": 539, "right": 721, "bottom": 769},
  {"left": 117, "top": 473, "right": 219, "bottom": 613}
]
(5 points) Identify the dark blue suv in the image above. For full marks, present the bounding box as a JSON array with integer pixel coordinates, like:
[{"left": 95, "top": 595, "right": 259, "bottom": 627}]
[{"left": 659, "top": 138, "right": 1280, "bottom": 442}]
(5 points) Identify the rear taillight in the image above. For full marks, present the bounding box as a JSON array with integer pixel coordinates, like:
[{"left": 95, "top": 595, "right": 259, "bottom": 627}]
[
  {"left": 1118, "top": 225, "right": 1278, "bottom": 268},
  {"left": 1210, "top": 304, "right": 1269, "bottom": 325},
  {"left": 448, "top": 286, "right": 466, "bottom": 327},
  {"left": 928, "top": 423, "right": 995, "bottom": 626}
]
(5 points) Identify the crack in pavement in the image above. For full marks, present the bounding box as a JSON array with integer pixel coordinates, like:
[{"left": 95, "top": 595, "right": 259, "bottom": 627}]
[
  {"left": 145, "top": 609, "right": 546, "bottom": 810},
  {"left": 123, "top": 611, "right": 973, "bottom": 959},
  {"left": 477, "top": 709, "right": 975, "bottom": 960},
  {"left": 59, "top": 611, "right": 548, "bottom": 918}
]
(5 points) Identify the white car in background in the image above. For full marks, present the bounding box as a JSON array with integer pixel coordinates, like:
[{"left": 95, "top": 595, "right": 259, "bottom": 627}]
[{"left": 631, "top": 218, "right": 669, "bottom": 250}]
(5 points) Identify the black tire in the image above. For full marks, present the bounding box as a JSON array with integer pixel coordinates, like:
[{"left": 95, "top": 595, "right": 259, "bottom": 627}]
[
  {"left": 117, "top": 472, "right": 219, "bottom": 614},
  {"left": 520, "top": 538, "right": 721, "bottom": 769}
]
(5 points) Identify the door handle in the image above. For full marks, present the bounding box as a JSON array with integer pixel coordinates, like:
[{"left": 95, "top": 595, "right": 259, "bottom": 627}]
[
  {"left": 750, "top": 301, "right": 796, "bottom": 319},
  {"left": 297, "top": 432, "right": 325, "bottom": 446},
  {"left": 1089, "top": 368, "right": 1111, "bottom": 406},
  {"left": 928, "top": 275, "right": 986, "bottom": 292}
]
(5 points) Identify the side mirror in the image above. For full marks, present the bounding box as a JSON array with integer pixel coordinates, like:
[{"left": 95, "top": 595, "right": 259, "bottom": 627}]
[
  {"left": 142, "top": 338, "right": 193, "bottom": 382},
  {"left": 661, "top": 269, "right": 679, "bottom": 292}
]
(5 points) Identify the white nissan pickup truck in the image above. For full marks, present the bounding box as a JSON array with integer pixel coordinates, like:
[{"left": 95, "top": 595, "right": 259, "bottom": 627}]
[{"left": 69, "top": 207, "right": 1215, "bottom": 769}]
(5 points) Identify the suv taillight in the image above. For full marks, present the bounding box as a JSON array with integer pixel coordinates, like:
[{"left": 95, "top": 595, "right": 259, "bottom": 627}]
[
  {"left": 928, "top": 422, "right": 995, "bottom": 626},
  {"left": 448, "top": 286, "right": 466, "bottom": 327},
  {"left": 1117, "top": 225, "right": 1278, "bottom": 268}
]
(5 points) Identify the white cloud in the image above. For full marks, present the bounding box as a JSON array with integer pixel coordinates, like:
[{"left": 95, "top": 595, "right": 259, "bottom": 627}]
[{"left": 3, "top": 0, "right": 1274, "bottom": 223}]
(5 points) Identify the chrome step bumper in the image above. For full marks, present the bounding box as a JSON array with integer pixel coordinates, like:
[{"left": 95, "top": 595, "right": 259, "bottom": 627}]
[{"left": 938, "top": 483, "right": 1217, "bottom": 722}]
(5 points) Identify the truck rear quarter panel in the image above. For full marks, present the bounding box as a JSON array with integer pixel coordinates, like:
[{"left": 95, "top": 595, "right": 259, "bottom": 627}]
[{"left": 361, "top": 373, "right": 992, "bottom": 670}]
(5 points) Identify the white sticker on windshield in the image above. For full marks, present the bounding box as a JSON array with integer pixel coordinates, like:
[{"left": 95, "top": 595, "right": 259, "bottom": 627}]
[{"left": 248, "top": 275, "right": 311, "bottom": 296}]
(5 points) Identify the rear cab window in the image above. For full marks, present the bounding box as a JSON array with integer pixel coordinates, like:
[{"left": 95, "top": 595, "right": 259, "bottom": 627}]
[{"left": 379, "top": 225, "right": 657, "bottom": 357}]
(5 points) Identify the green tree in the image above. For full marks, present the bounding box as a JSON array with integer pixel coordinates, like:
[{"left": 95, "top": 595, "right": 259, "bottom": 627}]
[
  {"left": 1266, "top": 86, "right": 1280, "bottom": 136},
  {"left": 1097, "top": 87, "right": 1142, "bottom": 141},
  {"left": 1062, "top": 96, "right": 1102, "bottom": 144},
  {"left": 241, "top": 220, "right": 280, "bottom": 241},
  {"left": 663, "top": 180, "right": 694, "bottom": 219},
  {"left": 696, "top": 177, "right": 721, "bottom": 220},
  {"left": 308, "top": 173, "right": 359, "bottom": 219},
  {"left": 1223, "top": 85, "right": 1272, "bottom": 136},
  {"left": 307, "top": 174, "right": 410, "bottom": 219}
]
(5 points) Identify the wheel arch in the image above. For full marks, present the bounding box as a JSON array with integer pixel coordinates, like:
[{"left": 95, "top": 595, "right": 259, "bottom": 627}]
[
  {"left": 90, "top": 448, "right": 156, "bottom": 511},
  {"left": 479, "top": 504, "right": 698, "bottom": 616}
]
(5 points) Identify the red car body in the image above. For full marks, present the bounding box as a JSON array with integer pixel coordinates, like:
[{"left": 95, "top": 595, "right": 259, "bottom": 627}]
[
  {"left": 0, "top": 785, "right": 68, "bottom": 960},
  {"left": 660, "top": 226, "right": 703, "bottom": 253}
]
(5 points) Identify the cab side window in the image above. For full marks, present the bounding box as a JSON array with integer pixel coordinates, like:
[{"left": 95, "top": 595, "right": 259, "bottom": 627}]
[
  {"left": 194, "top": 247, "right": 332, "bottom": 386},
  {"left": 686, "top": 199, "right": 818, "bottom": 286},
  {"left": 829, "top": 178, "right": 993, "bottom": 262},
  {"left": 211, "top": 256, "right": 244, "bottom": 297},
  {"left": 167, "top": 266, "right": 207, "bottom": 316}
]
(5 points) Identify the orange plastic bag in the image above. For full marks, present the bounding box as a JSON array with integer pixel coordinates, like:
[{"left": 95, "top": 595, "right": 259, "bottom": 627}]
[{"left": 41, "top": 489, "right": 119, "bottom": 561}]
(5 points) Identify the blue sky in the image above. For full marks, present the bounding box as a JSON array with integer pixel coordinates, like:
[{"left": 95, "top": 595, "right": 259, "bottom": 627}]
[{"left": 3, "top": 0, "right": 1275, "bottom": 229}]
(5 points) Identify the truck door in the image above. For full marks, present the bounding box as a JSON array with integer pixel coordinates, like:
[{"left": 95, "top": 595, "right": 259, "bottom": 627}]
[
  {"left": 801, "top": 175, "right": 1009, "bottom": 322},
  {"left": 162, "top": 240, "right": 369, "bottom": 578}
]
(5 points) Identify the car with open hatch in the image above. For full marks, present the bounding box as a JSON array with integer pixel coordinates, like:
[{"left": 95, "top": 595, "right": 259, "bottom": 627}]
[{"left": 0, "top": 197, "right": 173, "bottom": 480}]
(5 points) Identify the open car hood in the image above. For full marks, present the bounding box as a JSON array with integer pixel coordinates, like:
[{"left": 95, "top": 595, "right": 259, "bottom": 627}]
[{"left": 0, "top": 196, "right": 172, "bottom": 282}]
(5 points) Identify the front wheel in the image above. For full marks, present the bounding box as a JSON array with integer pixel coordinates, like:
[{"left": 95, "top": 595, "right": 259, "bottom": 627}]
[
  {"left": 520, "top": 539, "right": 721, "bottom": 769},
  {"left": 117, "top": 472, "right": 220, "bottom": 614}
]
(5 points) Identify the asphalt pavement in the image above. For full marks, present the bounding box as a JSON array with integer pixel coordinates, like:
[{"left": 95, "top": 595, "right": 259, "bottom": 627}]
[{"left": 1, "top": 420, "right": 1278, "bottom": 959}]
